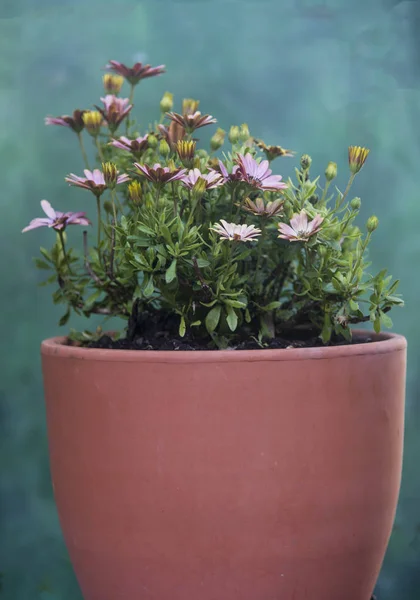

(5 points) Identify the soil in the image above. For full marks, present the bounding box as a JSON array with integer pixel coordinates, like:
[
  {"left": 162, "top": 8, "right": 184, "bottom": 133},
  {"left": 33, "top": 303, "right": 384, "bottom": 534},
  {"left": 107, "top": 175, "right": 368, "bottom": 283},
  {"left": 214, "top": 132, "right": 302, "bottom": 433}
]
[{"left": 87, "top": 308, "right": 374, "bottom": 351}]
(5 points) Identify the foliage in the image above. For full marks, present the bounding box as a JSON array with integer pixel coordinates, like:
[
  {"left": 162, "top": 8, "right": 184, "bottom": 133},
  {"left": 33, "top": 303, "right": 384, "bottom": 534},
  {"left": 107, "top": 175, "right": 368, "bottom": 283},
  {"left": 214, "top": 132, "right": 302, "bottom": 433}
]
[{"left": 24, "top": 61, "right": 403, "bottom": 347}]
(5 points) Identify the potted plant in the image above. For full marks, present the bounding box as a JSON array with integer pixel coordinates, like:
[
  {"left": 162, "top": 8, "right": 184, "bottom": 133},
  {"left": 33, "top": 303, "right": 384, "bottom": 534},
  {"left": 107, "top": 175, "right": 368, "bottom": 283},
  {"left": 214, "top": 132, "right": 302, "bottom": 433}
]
[{"left": 26, "top": 60, "right": 406, "bottom": 600}]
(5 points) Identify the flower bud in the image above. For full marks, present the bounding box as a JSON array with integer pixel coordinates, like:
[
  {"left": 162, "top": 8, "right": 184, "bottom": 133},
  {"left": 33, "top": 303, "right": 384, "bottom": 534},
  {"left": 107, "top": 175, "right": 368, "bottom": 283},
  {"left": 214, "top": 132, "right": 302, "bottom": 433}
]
[
  {"left": 192, "top": 177, "right": 207, "bottom": 199},
  {"left": 148, "top": 134, "right": 158, "bottom": 149},
  {"left": 350, "top": 197, "right": 361, "bottom": 210},
  {"left": 102, "top": 162, "right": 118, "bottom": 189},
  {"left": 300, "top": 154, "right": 312, "bottom": 170},
  {"left": 128, "top": 181, "right": 142, "bottom": 204},
  {"left": 182, "top": 98, "right": 200, "bottom": 115},
  {"left": 348, "top": 146, "right": 370, "bottom": 174},
  {"left": 82, "top": 111, "right": 102, "bottom": 137},
  {"left": 239, "top": 123, "right": 250, "bottom": 143},
  {"left": 103, "top": 200, "right": 114, "bottom": 214},
  {"left": 325, "top": 161, "right": 337, "bottom": 182},
  {"left": 228, "top": 126, "right": 240, "bottom": 144},
  {"left": 103, "top": 73, "right": 124, "bottom": 94},
  {"left": 366, "top": 215, "right": 379, "bottom": 233},
  {"left": 176, "top": 140, "right": 196, "bottom": 168},
  {"left": 210, "top": 128, "right": 226, "bottom": 151},
  {"left": 159, "top": 139, "right": 171, "bottom": 158},
  {"left": 160, "top": 91, "right": 174, "bottom": 113}
]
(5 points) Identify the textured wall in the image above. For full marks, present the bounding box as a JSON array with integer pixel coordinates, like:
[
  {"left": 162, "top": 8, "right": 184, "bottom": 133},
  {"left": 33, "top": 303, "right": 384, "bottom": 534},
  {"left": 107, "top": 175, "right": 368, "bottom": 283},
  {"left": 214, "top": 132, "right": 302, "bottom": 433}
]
[{"left": 1, "top": 1, "right": 419, "bottom": 598}]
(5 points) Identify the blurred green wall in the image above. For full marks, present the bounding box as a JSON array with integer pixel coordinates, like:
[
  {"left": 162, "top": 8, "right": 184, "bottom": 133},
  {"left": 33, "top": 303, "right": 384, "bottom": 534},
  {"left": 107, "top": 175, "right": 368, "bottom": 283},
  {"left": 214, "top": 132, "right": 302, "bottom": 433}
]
[{"left": 1, "top": 1, "right": 419, "bottom": 598}]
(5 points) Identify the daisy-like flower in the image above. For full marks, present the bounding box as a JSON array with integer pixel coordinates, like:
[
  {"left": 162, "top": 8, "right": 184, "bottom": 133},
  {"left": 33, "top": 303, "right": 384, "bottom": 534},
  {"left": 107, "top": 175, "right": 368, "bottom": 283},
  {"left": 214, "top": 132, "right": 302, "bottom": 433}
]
[
  {"left": 236, "top": 153, "right": 287, "bottom": 192},
  {"left": 133, "top": 163, "right": 186, "bottom": 186},
  {"left": 181, "top": 168, "right": 223, "bottom": 190},
  {"left": 243, "top": 197, "right": 284, "bottom": 217},
  {"left": 45, "top": 109, "right": 86, "bottom": 133},
  {"left": 175, "top": 140, "right": 196, "bottom": 168},
  {"left": 278, "top": 210, "right": 324, "bottom": 242},
  {"left": 111, "top": 134, "right": 149, "bottom": 156},
  {"left": 95, "top": 95, "right": 133, "bottom": 132},
  {"left": 217, "top": 160, "right": 242, "bottom": 185},
  {"left": 254, "top": 139, "right": 294, "bottom": 161},
  {"left": 211, "top": 220, "right": 261, "bottom": 242},
  {"left": 158, "top": 122, "right": 186, "bottom": 150},
  {"left": 22, "top": 200, "right": 90, "bottom": 233},
  {"left": 82, "top": 111, "right": 103, "bottom": 137},
  {"left": 348, "top": 146, "right": 370, "bottom": 174},
  {"left": 65, "top": 168, "right": 129, "bottom": 197},
  {"left": 106, "top": 61, "right": 165, "bottom": 86},
  {"left": 166, "top": 111, "right": 217, "bottom": 134}
]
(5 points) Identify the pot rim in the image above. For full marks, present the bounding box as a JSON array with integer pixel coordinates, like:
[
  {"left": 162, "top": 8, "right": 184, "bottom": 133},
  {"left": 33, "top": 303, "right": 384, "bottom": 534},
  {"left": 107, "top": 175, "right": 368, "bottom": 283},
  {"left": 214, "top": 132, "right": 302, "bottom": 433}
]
[{"left": 41, "top": 330, "right": 406, "bottom": 364}]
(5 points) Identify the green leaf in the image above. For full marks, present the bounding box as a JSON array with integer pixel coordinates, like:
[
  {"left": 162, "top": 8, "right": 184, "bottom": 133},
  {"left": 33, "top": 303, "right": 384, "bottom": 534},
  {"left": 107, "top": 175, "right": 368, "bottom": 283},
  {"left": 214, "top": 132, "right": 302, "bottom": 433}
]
[
  {"left": 226, "top": 306, "right": 238, "bottom": 332},
  {"left": 34, "top": 258, "right": 51, "bottom": 270},
  {"left": 191, "top": 320, "right": 201, "bottom": 327},
  {"left": 374, "top": 316, "right": 381, "bottom": 334},
  {"left": 143, "top": 276, "right": 155, "bottom": 298},
  {"left": 179, "top": 316, "right": 186, "bottom": 337},
  {"left": 160, "top": 224, "right": 173, "bottom": 246},
  {"left": 137, "top": 224, "right": 155, "bottom": 236},
  {"left": 224, "top": 298, "right": 247, "bottom": 309},
  {"left": 262, "top": 301, "right": 282, "bottom": 311},
  {"left": 84, "top": 290, "right": 102, "bottom": 309},
  {"left": 205, "top": 305, "right": 221, "bottom": 333},
  {"left": 245, "top": 308, "right": 251, "bottom": 323},
  {"left": 380, "top": 311, "right": 393, "bottom": 329},
  {"left": 320, "top": 313, "right": 332, "bottom": 344},
  {"left": 40, "top": 247, "right": 52, "bottom": 262},
  {"left": 349, "top": 299, "right": 359, "bottom": 312},
  {"left": 59, "top": 309, "right": 71, "bottom": 327},
  {"left": 165, "top": 259, "right": 177, "bottom": 284}
]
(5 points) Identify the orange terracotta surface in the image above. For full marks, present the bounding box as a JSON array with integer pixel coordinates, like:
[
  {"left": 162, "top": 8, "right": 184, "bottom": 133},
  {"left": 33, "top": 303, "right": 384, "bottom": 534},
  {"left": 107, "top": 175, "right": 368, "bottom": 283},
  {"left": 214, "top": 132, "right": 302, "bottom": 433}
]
[{"left": 41, "top": 331, "right": 406, "bottom": 600}]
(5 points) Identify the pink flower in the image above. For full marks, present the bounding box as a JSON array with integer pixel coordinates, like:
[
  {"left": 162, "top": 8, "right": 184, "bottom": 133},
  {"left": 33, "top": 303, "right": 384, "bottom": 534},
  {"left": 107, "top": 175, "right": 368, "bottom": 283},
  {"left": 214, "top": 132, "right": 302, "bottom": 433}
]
[
  {"left": 236, "top": 153, "right": 287, "bottom": 192},
  {"left": 44, "top": 109, "right": 86, "bottom": 133},
  {"left": 217, "top": 160, "right": 242, "bottom": 185},
  {"left": 181, "top": 168, "right": 223, "bottom": 190},
  {"left": 111, "top": 134, "right": 149, "bottom": 156},
  {"left": 65, "top": 168, "right": 129, "bottom": 197},
  {"left": 211, "top": 220, "right": 261, "bottom": 242},
  {"left": 106, "top": 61, "right": 165, "bottom": 85},
  {"left": 22, "top": 200, "right": 90, "bottom": 233},
  {"left": 166, "top": 111, "right": 217, "bottom": 134},
  {"left": 134, "top": 163, "right": 186, "bottom": 185},
  {"left": 278, "top": 210, "right": 324, "bottom": 242},
  {"left": 95, "top": 95, "right": 133, "bottom": 132}
]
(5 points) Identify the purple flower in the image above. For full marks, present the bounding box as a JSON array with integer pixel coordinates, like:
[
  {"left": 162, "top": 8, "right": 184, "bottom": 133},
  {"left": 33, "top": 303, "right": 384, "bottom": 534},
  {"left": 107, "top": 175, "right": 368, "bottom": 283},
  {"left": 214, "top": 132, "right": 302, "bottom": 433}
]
[
  {"left": 45, "top": 109, "right": 86, "bottom": 133},
  {"left": 111, "top": 135, "right": 149, "bottom": 156},
  {"left": 236, "top": 154, "right": 287, "bottom": 192},
  {"left": 217, "top": 160, "right": 242, "bottom": 185},
  {"left": 65, "top": 168, "right": 129, "bottom": 197},
  {"left": 211, "top": 220, "right": 261, "bottom": 242},
  {"left": 134, "top": 163, "right": 186, "bottom": 185},
  {"left": 181, "top": 168, "right": 223, "bottom": 190},
  {"left": 166, "top": 111, "right": 217, "bottom": 134},
  {"left": 95, "top": 95, "right": 133, "bottom": 132},
  {"left": 106, "top": 61, "right": 165, "bottom": 86},
  {"left": 278, "top": 210, "right": 324, "bottom": 242},
  {"left": 22, "top": 200, "right": 90, "bottom": 233},
  {"left": 158, "top": 122, "right": 186, "bottom": 150}
]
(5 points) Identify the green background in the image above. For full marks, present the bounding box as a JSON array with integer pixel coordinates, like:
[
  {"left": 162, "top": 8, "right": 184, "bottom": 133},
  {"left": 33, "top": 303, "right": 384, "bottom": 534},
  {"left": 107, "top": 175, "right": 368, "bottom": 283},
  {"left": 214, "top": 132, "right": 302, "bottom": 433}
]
[{"left": 1, "top": 0, "right": 419, "bottom": 598}]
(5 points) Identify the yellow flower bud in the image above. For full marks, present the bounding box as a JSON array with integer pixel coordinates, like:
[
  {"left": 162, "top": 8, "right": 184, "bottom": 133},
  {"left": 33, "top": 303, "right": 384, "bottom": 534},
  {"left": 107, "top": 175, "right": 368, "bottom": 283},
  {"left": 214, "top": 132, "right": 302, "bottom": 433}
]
[
  {"left": 239, "top": 123, "right": 250, "bottom": 142},
  {"left": 103, "top": 73, "right": 124, "bottom": 94},
  {"left": 182, "top": 98, "right": 200, "bottom": 115},
  {"left": 228, "top": 126, "right": 240, "bottom": 144},
  {"left": 102, "top": 162, "right": 118, "bottom": 188},
  {"left": 348, "top": 146, "right": 370, "bottom": 174},
  {"left": 366, "top": 215, "right": 379, "bottom": 233},
  {"left": 128, "top": 181, "right": 142, "bottom": 204},
  {"left": 82, "top": 111, "right": 103, "bottom": 137},
  {"left": 160, "top": 91, "right": 174, "bottom": 113},
  {"left": 325, "top": 161, "right": 337, "bottom": 182},
  {"left": 210, "top": 128, "right": 226, "bottom": 151},
  {"left": 176, "top": 140, "right": 196, "bottom": 168},
  {"left": 192, "top": 177, "right": 207, "bottom": 199}
]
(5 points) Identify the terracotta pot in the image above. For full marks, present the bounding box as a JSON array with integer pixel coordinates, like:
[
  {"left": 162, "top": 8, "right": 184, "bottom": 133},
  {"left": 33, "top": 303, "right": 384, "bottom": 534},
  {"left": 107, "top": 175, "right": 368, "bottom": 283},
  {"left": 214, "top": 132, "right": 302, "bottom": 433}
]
[{"left": 41, "top": 331, "right": 406, "bottom": 600}]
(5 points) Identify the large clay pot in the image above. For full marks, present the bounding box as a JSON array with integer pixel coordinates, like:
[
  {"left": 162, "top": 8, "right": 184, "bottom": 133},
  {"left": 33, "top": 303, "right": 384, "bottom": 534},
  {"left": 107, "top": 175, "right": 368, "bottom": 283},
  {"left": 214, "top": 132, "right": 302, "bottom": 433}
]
[{"left": 41, "top": 331, "right": 406, "bottom": 600}]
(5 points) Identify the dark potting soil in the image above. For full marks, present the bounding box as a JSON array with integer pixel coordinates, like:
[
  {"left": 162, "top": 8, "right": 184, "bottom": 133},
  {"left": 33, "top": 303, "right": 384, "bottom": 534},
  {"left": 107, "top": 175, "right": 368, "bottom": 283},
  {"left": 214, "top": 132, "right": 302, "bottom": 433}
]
[{"left": 85, "top": 310, "right": 374, "bottom": 351}]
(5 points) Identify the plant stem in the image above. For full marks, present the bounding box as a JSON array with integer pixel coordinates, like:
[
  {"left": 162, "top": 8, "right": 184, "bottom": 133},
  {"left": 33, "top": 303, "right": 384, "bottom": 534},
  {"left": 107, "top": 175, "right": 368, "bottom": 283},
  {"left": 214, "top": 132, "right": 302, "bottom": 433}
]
[
  {"left": 77, "top": 132, "right": 90, "bottom": 170},
  {"left": 337, "top": 173, "right": 356, "bottom": 210},
  {"left": 58, "top": 230, "right": 73, "bottom": 275},
  {"left": 96, "top": 196, "right": 102, "bottom": 250},
  {"left": 95, "top": 136, "right": 105, "bottom": 163},
  {"left": 110, "top": 189, "right": 118, "bottom": 222},
  {"left": 320, "top": 180, "right": 330, "bottom": 205},
  {"left": 171, "top": 182, "right": 178, "bottom": 216},
  {"left": 129, "top": 83, "right": 135, "bottom": 105},
  {"left": 254, "top": 218, "right": 267, "bottom": 288}
]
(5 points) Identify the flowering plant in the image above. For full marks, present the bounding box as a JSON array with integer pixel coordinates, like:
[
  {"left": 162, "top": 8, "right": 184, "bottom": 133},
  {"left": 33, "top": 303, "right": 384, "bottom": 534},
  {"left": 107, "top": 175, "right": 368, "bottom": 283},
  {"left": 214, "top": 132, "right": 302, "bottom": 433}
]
[{"left": 25, "top": 60, "right": 403, "bottom": 349}]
